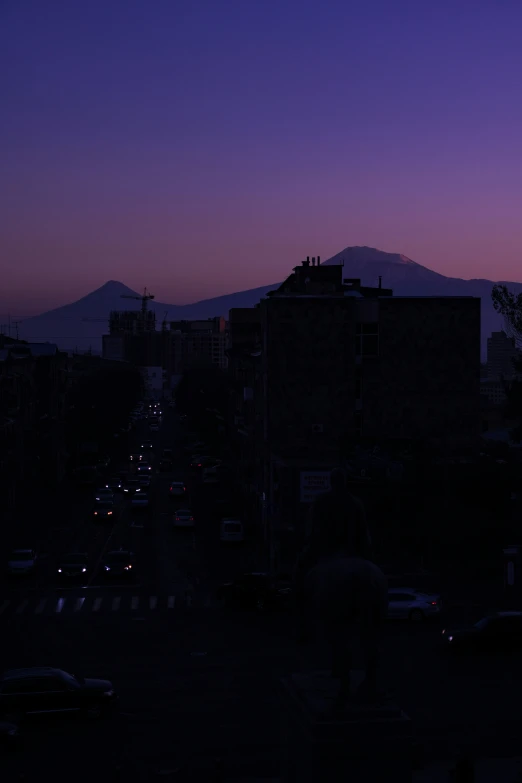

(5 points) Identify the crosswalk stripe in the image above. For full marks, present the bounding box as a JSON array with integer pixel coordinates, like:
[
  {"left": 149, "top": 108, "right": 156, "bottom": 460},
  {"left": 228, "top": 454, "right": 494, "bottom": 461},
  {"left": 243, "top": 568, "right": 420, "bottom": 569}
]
[
  {"left": 55, "top": 598, "right": 66, "bottom": 613},
  {"left": 92, "top": 598, "right": 102, "bottom": 612},
  {"left": 168, "top": 596, "right": 175, "bottom": 609},
  {"left": 0, "top": 600, "right": 10, "bottom": 614},
  {"left": 35, "top": 599, "right": 47, "bottom": 614},
  {"left": 112, "top": 597, "right": 121, "bottom": 611},
  {"left": 16, "top": 600, "right": 28, "bottom": 614},
  {"left": 131, "top": 596, "right": 139, "bottom": 610},
  {"left": 74, "top": 598, "right": 85, "bottom": 612},
  {"left": 150, "top": 596, "right": 157, "bottom": 610}
]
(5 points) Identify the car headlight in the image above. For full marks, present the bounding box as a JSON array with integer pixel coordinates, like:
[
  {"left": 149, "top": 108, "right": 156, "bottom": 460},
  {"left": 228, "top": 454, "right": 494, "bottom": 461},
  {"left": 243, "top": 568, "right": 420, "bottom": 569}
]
[
  {"left": 448, "top": 635, "right": 453, "bottom": 642},
  {"left": 58, "top": 568, "right": 62, "bottom": 573},
  {"left": 104, "top": 566, "right": 110, "bottom": 571},
  {"left": 108, "top": 511, "right": 113, "bottom": 515},
  {"left": 94, "top": 511, "right": 98, "bottom": 515},
  {"left": 82, "top": 568, "right": 87, "bottom": 573}
]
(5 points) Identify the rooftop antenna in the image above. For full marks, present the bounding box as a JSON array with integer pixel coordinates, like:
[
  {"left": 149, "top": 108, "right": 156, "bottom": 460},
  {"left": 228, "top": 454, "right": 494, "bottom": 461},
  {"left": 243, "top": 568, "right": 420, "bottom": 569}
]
[{"left": 13, "top": 320, "right": 22, "bottom": 340}]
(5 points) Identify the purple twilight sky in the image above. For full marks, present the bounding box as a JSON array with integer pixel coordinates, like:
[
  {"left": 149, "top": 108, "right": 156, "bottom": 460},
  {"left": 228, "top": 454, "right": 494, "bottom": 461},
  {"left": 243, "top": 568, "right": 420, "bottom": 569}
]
[{"left": 2, "top": 0, "right": 522, "bottom": 315}]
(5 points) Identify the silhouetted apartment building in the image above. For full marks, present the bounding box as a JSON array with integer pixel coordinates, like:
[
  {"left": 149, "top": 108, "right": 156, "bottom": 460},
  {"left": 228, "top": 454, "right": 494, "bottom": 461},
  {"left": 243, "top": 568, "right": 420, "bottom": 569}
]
[
  {"left": 487, "top": 330, "right": 519, "bottom": 381},
  {"left": 169, "top": 317, "right": 228, "bottom": 374},
  {"left": 0, "top": 340, "right": 68, "bottom": 516},
  {"left": 101, "top": 309, "right": 172, "bottom": 394},
  {"left": 235, "top": 256, "right": 481, "bottom": 559}
]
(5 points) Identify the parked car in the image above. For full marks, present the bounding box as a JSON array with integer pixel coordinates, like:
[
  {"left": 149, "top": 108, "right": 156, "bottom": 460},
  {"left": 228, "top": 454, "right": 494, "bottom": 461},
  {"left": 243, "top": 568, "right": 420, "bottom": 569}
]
[
  {"left": 57, "top": 553, "right": 89, "bottom": 580},
  {"left": 0, "top": 667, "right": 117, "bottom": 719},
  {"left": 7, "top": 549, "right": 37, "bottom": 576},
  {"left": 173, "top": 509, "right": 194, "bottom": 528},
  {"left": 220, "top": 519, "right": 244, "bottom": 543},
  {"left": 217, "top": 573, "right": 292, "bottom": 612},
  {"left": 387, "top": 588, "right": 442, "bottom": 622},
  {"left": 442, "top": 611, "right": 522, "bottom": 653}
]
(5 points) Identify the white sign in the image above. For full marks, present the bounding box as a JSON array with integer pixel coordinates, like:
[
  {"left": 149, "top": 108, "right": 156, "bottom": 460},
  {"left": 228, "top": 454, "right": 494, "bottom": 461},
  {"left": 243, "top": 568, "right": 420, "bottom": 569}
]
[{"left": 300, "top": 471, "right": 331, "bottom": 503}]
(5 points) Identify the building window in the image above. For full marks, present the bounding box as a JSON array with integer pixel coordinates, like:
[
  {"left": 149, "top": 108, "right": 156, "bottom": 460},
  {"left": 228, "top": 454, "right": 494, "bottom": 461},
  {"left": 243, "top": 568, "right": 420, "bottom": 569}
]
[{"left": 355, "top": 322, "right": 379, "bottom": 357}]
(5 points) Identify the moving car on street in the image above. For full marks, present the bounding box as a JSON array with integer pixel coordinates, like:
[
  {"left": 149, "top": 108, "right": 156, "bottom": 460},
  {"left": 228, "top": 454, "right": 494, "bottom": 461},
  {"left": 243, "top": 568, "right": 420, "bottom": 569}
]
[
  {"left": 169, "top": 481, "right": 186, "bottom": 498},
  {"left": 129, "top": 452, "right": 143, "bottom": 463},
  {"left": 57, "top": 553, "right": 89, "bottom": 580},
  {"left": 137, "top": 461, "right": 152, "bottom": 474},
  {"left": 217, "top": 573, "right": 292, "bottom": 612},
  {"left": 102, "top": 550, "right": 136, "bottom": 579},
  {"left": 442, "top": 611, "right": 522, "bottom": 653},
  {"left": 131, "top": 492, "right": 149, "bottom": 509},
  {"left": 93, "top": 502, "right": 115, "bottom": 521},
  {"left": 173, "top": 508, "right": 194, "bottom": 528},
  {"left": 387, "top": 588, "right": 442, "bottom": 622},
  {"left": 141, "top": 441, "right": 153, "bottom": 451},
  {"left": 105, "top": 477, "right": 125, "bottom": 492},
  {"left": 0, "top": 667, "right": 117, "bottom": 719},
  {"left": 124, "top": 479, "right": 142, "bottom": 495},
  {"left": 7, "top": 549, "right": 38, "bottom": 577}
]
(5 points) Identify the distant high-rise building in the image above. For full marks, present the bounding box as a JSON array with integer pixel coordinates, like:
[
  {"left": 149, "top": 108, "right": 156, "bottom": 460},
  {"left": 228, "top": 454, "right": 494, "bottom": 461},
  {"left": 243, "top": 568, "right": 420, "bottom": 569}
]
[
  {"left": 486, "top": 331, "right": 519, "bottom": 380},
  {"left": 168, "top": 317, "right": 228, "bottom": 373}
]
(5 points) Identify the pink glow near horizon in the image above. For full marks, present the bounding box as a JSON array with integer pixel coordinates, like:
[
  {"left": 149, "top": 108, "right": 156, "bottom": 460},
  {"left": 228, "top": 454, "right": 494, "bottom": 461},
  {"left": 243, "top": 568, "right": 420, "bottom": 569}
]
[{"left": 2, "top": 1, "right": 522, "bottom": 314}]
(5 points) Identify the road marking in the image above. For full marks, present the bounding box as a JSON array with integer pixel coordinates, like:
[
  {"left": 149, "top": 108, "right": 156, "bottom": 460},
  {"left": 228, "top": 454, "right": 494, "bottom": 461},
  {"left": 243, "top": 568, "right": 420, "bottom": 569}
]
[
  {"left": 168, "top": 596, "right": 175, "bottom": 609},
  {"left": 112, "top": 597, "right": 121, "bottom": 611},
  {"left": 150, "top": 596, "right": 157, "bottom": 610},
  {"left": 35, "top": 599, "right": 47, "bottom": 614},
  {"left": 92, "top": 597, "right": 102, "bottom": 612},
  {"left": 0, "top": 600, "right": 10, "bottom": 614},
  {"left": 131, "top": 596, "right": 139, "bottom": 610},
  {"left": 16, "top": 600, "right": 28, "bottom": 614},
  {"left": 74, "top": 598, "right": 85, "bottom": 612},
  {"left": 55, "top": 597, "right": 66, "bottom": 613}
]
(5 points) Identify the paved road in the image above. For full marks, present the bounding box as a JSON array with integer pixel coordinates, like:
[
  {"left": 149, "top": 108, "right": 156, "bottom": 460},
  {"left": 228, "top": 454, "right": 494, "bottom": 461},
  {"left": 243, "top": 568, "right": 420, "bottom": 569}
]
[{"left": 3, "top": 408, "right": 522, "bottom": 777}]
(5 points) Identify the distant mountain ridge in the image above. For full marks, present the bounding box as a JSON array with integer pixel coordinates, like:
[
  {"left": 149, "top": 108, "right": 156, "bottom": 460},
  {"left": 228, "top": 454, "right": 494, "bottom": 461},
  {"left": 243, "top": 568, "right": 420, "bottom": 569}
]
[{"left": 17, "top": 246, "right": 517, "bottom": 356}]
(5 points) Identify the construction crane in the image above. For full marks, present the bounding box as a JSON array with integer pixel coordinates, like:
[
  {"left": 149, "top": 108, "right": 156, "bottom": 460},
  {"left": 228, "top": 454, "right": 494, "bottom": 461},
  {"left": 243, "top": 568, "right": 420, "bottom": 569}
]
[{"left": 121, "top": 287, "right": 155, "bottom": 314}]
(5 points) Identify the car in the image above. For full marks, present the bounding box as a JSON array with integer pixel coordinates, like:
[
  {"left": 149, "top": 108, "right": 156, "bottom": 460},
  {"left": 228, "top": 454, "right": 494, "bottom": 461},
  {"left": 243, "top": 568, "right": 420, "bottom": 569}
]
[
  {"left": 220, "top": 519, "right": 244, "bottom": 543},
  {"left": 169, "top": 481, "right": 186, "bottom": 497},
  {"left": 217, "top": 573, "right": 292, "bottom": 612},
  {"left": 387, "top": 588, "right": 442, "bottom": 622},
  {"left": 129, "top": 453, "right": 143, "bottom": 462},
  {"left": 124, "top": 479, "right": 142, "bottom": 495},
  {"left": 202, "top": 465, "right": 219, "bottom": 484},
  {"left": 0, "top": 719, "right": 19, "bottom": 750},
  {"left": 7, "top": 549, "right": 37, "bottom": 576},
  {"left": 57, "top": 553, "right": 89, "bottom": 580},
  {"left": 102, "top": 550, "right": 136, "bottom": 577},
  {"left": 131, "top": 492, "right": 149, "bottom": 508},
  {"left": 0, "top": 667, "right": 117, "bottom": 719},
  {"left": 442, "top": 611, "right": 522, "bottom": 653},
  {"left": 95, "top": 488, "right": 114, "bottom": 503},
  {"left": 93, "top": 502, "right": 115, "bottom": 521},
  {"left": 189, "top": 455, "right": 203, "bottom": 469},
  {"left": 137, "top": 461, "right": 152, "bottom": 473},
  {"left": 141, "top": 441, "right": 153, "bottom": 450},
  {"left": 105, "top": 477, "right": 124, "bottom": 492},
  {"left": 173, "top": 509, "right": 194, "bottom": 528},
  {"left": 159, "top": 459, "right": 173, "bottom": 472}
]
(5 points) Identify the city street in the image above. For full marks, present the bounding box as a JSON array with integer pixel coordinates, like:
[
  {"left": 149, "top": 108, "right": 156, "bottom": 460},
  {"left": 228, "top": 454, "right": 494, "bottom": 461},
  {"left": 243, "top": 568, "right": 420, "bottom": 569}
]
[{"left": 2, "top": 407, "right": 522, "bottom": 778}]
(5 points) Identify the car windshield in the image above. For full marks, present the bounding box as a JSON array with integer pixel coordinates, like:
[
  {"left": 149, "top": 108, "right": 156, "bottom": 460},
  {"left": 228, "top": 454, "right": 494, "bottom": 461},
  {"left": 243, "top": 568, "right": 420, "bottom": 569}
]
[
  {"left": 60, "top": 670, "right": 81, "bottom": 687},
  {"left": 177, "top": 510, "right": 191, "bottom": 515},
  {"left": 63, "top": 554, "right": 87, "bottom": 563},
  {"left": 224, "top": 523, "right": 242, "bottom": 532},
  {"left": 10, "top": 551, "right": 33, "bottom": 560},
  {"left": 97, "top": 502, "right": 113, "bottom": 509}
]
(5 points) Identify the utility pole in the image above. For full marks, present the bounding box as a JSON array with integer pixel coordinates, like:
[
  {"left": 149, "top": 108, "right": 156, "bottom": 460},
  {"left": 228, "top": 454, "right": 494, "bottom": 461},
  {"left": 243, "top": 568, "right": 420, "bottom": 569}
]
[{"left": 13, "top": 320, "right": 21, "bottom": 340}]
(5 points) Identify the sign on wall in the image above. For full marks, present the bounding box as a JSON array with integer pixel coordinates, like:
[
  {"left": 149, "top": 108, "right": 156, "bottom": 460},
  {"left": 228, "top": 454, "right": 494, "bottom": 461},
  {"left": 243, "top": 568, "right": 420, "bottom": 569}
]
[{"left": 300, "top": 471, "right": 331, "bottom": 503}]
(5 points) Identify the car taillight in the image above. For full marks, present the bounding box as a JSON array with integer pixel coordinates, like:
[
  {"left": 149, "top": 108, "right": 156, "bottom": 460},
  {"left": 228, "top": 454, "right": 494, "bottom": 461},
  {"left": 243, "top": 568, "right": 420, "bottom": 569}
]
[
  {"left": 175, "top": 517, "right": 180, "bottom": 521},
  {"left": 430, "top": 601, "right": 437, "bottom": 606},
  {"left": 94, "top": 511, "right": 98, "bottom": 515},
  {"left": 190, "top": 517, "right": 194, "bottom": 521},
  {"left": 108, "top": 511, "right": 113, "bottom": 515}
]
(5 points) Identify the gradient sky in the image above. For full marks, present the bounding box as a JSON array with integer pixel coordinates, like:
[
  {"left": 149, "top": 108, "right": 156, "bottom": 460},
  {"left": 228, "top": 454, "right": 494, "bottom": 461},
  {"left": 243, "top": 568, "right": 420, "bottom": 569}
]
[{"left": 2, "top": 0, "right": 522, "bottom": 315}]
